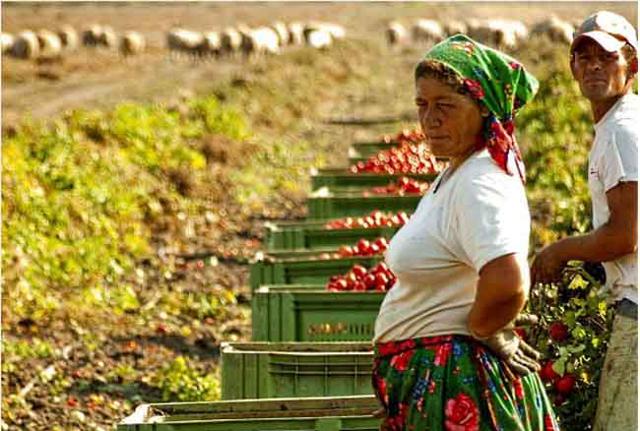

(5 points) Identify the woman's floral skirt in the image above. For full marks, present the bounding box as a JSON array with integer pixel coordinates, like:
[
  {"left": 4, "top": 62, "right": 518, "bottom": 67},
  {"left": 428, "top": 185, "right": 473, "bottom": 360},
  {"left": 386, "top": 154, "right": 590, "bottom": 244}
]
[{"left": 372, "top": 335, "right": 560, "bottom": 431}]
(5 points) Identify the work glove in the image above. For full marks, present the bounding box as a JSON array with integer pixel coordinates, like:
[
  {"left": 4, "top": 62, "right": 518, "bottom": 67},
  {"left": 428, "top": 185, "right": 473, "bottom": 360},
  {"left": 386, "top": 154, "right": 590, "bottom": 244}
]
[{"left": 473, "top": 313, "right": 542, "bottom": 378}]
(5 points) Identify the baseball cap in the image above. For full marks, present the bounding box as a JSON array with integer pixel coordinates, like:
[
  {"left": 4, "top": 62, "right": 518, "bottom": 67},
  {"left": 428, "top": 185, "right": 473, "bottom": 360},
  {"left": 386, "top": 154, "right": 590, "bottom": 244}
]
[{"left": 571, "top": 11, "right": 638, "bottom": 53}]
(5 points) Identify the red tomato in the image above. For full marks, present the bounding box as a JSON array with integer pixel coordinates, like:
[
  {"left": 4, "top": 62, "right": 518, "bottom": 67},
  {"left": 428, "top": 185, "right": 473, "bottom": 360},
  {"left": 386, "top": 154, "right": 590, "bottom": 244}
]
[
  {"left": 363, "top": 273, "right": 377, "bottom": 290},
  {"left": 351, "top": 265, "right": 368, "bottom": 279},
  {"left": 554, "top": 374, "right": 576, "bottom": 394},
  {"left": 549, "top": 321, "right": 569, "bottom": 342},
  {"left": 539, "top": 361, "right": 559, "bottom": 383}
]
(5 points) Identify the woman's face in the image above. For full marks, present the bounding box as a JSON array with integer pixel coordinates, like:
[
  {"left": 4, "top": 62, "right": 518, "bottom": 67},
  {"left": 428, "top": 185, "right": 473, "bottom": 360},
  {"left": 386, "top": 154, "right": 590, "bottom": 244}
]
[{"left": 415, "top": 76, "right": 484, "bottom": 161}]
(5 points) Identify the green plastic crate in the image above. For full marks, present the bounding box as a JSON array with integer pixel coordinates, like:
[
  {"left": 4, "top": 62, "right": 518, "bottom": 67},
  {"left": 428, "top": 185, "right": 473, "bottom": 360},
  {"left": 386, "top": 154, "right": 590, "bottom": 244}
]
[
  {"left": 264, "top": 220, "right": 399, "bottom": 251},
  {"left": 347, "top": 156, "right": 369, "bottom": 166},
  {"left": 306, "top": 193, "right": 421, "bottom": 219},
  {"left": 252, "top": 286, "right": 384, "bottom": 342},
  {"left": 221, "top": 342, "right": 373, "bottom": 400},
  {"left": 348, "top": 140, "right": 398, "bottom": 159},
  {"left": 311, "top": 168, "right": 437, "bottom": 190},
  {"left": 117, "top": 395, "right": 381, "bottom": 431},
  {"left": 250, "top": 255, "right": 382, "bottom": 292}
]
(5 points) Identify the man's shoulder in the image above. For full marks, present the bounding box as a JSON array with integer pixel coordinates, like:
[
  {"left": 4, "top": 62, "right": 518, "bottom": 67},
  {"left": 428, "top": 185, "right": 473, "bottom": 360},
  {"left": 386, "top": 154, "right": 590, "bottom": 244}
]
[
  {"left": 596, "top": 95, "right": 640, "bottom": 146},
  {"left": 609, "top": 93, "right": 640, "bottom": 124}
]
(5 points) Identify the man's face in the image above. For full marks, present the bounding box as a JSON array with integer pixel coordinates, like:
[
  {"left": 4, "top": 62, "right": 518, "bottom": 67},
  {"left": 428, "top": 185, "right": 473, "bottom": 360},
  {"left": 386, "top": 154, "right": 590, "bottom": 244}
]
[{"left": 571, "top": 38, "right": 632, "bottom": 102}]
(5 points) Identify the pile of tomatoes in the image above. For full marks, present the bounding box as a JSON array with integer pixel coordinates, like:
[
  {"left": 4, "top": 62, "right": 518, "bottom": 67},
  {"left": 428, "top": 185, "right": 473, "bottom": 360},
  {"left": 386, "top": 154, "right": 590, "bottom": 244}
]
[
  {"left": 326, "top": 262, "right": 396, "bottom": 292},
  {"left": 324, "top": 210, "right": 410, "bottom": 230}
]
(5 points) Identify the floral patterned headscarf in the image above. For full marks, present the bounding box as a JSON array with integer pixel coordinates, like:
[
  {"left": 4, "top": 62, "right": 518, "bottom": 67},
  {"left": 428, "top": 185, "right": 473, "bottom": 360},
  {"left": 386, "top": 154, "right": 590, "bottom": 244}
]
[{"left": 421, "top": 34, "right": 539, "bottom": 183}]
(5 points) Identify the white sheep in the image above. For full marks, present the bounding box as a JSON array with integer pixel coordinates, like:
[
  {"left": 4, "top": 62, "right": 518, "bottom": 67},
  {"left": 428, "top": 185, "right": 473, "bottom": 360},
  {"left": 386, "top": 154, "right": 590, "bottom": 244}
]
[
  {"left": 220, "top": 27, "right": 242, "bottom": 56},
  {"left": 305, "top": 21, "right": 346, "bottom": 41},
  {"left": 270, "top": 21, "right": 289, "bottom": 47},
  {"left": 1, "top": 33, "right": 14, "bottom": 55},
  {"left": 509, "top": 20, "right": 529, "bottom": 44},
  {"left": 11, "top": 31, "right": 39, "bottom": 59},
  {"left": 287, "top": 22, "right": 305, "bottom": 46},
  {"left": 443, "top": 20, "right": 467, "bottom": 37},
  {"left": 306, "top": 29, "right": 332, "bottom": 49},
  {"left": 36, "top": 29, "right": 63, "bottom": 58},
  {"left": 120, "top": 31, "right": 145, "bottom": 56},
  {"left": 531, "top": 17, "right": 574, "bottom": 44},
  {"left": 241, "top": 26, "right": 280, "bottom": 56},
  {"left": 57, "top": 25, "right": 78, "bottom": 51},
  {"left": 82, "top": 24, "right": 103, "bottom": 46},
  {"left": 412, "top": 19, "right": 444, "bottom": 44},
  {"left": 167, "top": 28, "right": 204, "bottom": 57},
  {"left": 386, "top": 21, "right": 409, "bottom": 47},
  {"left": 483, "top": 20, "right": 518, "bottom": 50},
  {"left": 321, "top": 23, "right": 346, "bottom": 40},
  {"left": 199, "top": 31, "right": 221, "bottom": 57},
  {"left": 99, "top": 25, "right": 117, "bottom": 48}
]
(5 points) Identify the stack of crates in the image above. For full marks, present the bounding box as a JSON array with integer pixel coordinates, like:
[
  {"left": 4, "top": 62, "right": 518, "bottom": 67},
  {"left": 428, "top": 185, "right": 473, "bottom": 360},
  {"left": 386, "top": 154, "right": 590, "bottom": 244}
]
[{"left": 117, "top": 137, "right": 437, "bottom": 430}]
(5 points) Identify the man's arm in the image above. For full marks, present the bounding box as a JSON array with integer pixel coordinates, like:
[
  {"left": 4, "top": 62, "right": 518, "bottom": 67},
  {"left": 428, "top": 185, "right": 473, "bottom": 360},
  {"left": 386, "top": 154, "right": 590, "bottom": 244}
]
[{"left": 531, "top": 181, "right": 637, "bottom": 284}]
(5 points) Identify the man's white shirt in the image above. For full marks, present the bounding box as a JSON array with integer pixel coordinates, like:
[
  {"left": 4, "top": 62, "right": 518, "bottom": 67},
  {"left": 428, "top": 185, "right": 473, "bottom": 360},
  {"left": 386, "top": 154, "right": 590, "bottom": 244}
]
[{"left": 589, "top": 92, "right": 639, "bottom": 303}]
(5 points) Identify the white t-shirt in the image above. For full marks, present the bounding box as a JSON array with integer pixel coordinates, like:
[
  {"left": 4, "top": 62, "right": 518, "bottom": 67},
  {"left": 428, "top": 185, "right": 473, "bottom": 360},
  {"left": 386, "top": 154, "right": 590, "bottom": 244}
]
[
  {"left": 373, "top": 149, "right": 530, "bottom": 343},
  {"left": 589, "top": 93, "right": 639, "bottom": 303}
]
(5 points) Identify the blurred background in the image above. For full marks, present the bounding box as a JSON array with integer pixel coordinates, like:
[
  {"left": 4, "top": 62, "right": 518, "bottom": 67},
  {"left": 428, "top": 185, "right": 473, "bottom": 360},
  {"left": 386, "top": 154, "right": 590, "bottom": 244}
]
[{"left": 2, "top": 2, "right": 637, "bottom": 431}]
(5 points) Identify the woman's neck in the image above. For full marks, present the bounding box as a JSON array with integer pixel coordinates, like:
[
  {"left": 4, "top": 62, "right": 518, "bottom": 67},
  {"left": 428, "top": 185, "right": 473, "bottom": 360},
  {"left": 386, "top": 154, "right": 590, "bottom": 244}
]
[{"left": 448, "top": 145, "right": 479, "bottom": 173}]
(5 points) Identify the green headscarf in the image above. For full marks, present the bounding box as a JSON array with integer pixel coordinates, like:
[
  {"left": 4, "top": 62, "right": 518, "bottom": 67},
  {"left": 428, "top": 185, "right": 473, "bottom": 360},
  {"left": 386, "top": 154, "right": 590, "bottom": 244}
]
[{"left": 421, "top": 34, "right": 539, "bottom": 183}]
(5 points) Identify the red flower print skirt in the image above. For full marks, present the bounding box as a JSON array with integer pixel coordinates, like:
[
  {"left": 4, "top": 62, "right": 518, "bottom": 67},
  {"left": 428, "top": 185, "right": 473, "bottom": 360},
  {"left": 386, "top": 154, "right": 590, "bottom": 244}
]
[{"left": 372, "top": 335, "right": 560, "bottom": 431}]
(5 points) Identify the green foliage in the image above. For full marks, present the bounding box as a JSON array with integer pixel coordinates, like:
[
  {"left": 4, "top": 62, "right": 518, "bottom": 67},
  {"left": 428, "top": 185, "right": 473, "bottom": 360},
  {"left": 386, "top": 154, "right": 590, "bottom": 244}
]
[
  {"left": 515, "top": 39, "right": 594, "bottom": 249},
  {"left": 154, "top": 356, "right": 220, "bottom": 402},
  {"left": 527, "top": 263, "right": 613, "bottom": 430},
  {"left": 2, "top": 338, "right": 55, "bottom": 372},
  {"left": 2, "top": 96, "right": 249, "bottom": 323},
  {"left": 231, "top": 138, "right": 321, "bottom": 212}
]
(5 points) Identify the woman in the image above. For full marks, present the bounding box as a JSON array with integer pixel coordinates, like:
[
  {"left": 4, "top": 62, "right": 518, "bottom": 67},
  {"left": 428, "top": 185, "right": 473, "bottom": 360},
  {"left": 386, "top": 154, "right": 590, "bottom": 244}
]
[{"left": 372, "top": 34, "right": 560, "bottom": 430}]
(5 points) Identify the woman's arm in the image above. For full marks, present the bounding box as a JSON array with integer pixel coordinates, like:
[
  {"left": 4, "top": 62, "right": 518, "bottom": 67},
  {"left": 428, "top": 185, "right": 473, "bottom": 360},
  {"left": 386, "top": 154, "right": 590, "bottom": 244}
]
[{"left": 467, "top": 253, "right": 529, "bottom": 338}]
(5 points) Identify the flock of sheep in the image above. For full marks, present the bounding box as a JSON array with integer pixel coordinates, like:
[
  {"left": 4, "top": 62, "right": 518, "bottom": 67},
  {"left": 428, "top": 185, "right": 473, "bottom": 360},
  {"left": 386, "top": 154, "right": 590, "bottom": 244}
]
[
  {"left": 1, "top": 20, "right": 347, "bottom": 61},
  {"left": 1, "top": 25, "right": 146, "bottom": 60},
  {"left": 1, "top": 15, "right": 581, "bottom": 63},
  {"left": 387, "top": 16, "right": 577, "bottom": 50},
  {"left": 167, "top": 21, "right": 346, "bottom": 58}
]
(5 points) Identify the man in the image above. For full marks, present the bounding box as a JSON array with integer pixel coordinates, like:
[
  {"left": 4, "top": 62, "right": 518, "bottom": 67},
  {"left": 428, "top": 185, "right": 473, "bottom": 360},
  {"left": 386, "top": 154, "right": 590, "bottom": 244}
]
[{"left": 531, "top": 11, "right": 638, "bottom": 431}]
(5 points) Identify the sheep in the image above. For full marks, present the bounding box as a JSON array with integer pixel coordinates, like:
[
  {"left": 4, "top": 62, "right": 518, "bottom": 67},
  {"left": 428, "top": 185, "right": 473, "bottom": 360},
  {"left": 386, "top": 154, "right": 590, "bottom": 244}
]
[
  {"left": 484, "top": 20, "right": 518, "bottom": 50},
  {"left": 386, "top": 21, "right": 409, "bottom": 47},
  {"left": 306, "top": 29, "right": 332, "bottom": 49},
  {"left": 321, "top": 23, "right": 346, "bottom": 40},
  {"left": 57, "top": 25, "right": 78, "bottom": 51},
  {"left": 1, "top": 33, "right": 14, "bottom": 55},
  {"left": 199, "top": 31, "right": 221, "bottom": 57},
  {"left": 443, "top": 20, "right": 467, "bottom": 37},
  {"left": 270, "top": 21, "right": 289, "bottom": 47},
  {"left": 82, "top": 24, "right": 103, "bottom": 46},
  {"left": 120, "top": 31, "right": 145, "bottom": 56},
  {"left": 220, "top": 27, "right": 242, "bottom": 56},
  {"left": 287, "top": 22, "right": 305, "bottom": 45},
  {"left": 412, "top": 19, "right": 444, "bottom": 44},
  {"left": 35, "top": 29, "right": 63, "bottom": 59},
  {"left": 509, "top": 20, "right": 529, "bottom": 44},
  {"left": 305, "top": 21, "right": 346, "bottom": 41},
  {"left": 167, "top": 28, "right": 204, "bottom": 57},
  {"left": 99, "top": 25, "right": 117, "bottom": 48},
  {"left": 11, "top": 31, "right": 39, "bottom": 59},
  {"left": 531, "top": 17, "right": 574, "bottom": 44},
  {"left": 241, "top": 26, "right": 280, "bottom": 56}
]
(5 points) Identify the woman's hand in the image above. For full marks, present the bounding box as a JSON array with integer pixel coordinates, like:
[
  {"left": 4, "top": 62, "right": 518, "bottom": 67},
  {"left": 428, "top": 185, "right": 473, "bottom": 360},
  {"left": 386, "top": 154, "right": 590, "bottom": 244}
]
[{"left": 475, "top": 316, "right": 541, "bottom": 377}]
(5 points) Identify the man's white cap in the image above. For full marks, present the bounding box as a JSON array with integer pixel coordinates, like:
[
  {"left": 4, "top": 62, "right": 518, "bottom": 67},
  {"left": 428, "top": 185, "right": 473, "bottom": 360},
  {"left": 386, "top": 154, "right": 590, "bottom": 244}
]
[{"left": 571, "top": 11, "right": 638, "bottom": 53}]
